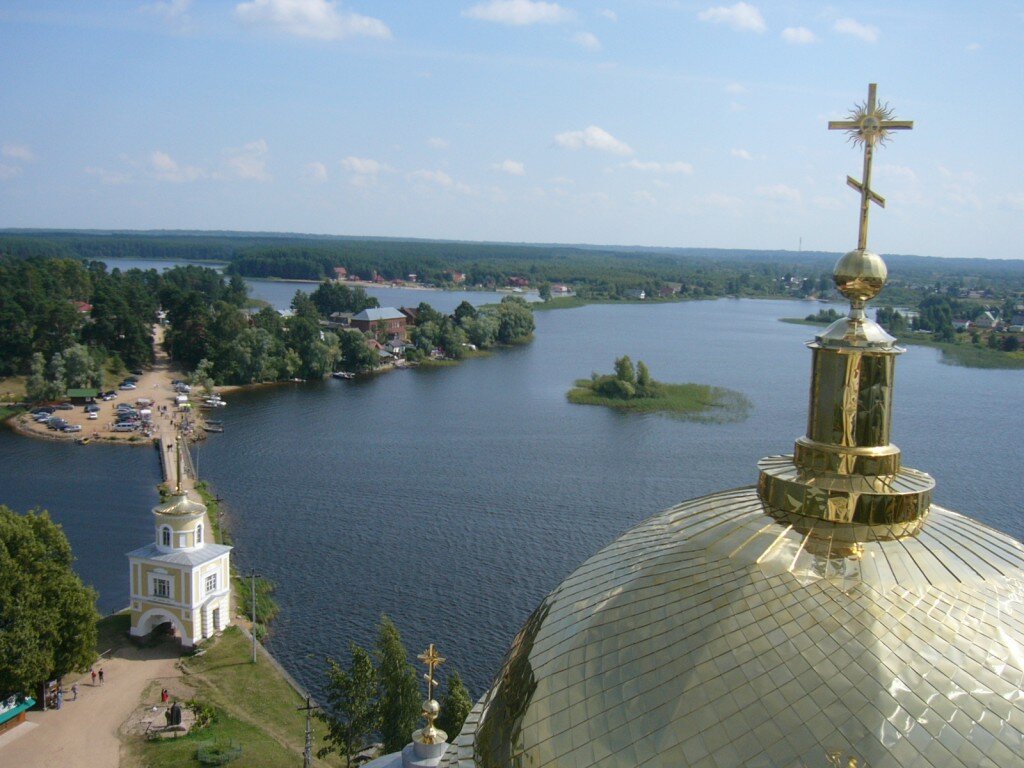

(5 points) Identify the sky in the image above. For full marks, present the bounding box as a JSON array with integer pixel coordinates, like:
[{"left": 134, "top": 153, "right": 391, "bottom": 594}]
[{"left": 1, "top": 1, "right": 1022, "bottom": 259}]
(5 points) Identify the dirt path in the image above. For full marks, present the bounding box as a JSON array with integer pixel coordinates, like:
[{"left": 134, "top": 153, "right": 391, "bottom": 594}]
[{"left": 0, "top": 642, "right": 185, "bottom": 768}]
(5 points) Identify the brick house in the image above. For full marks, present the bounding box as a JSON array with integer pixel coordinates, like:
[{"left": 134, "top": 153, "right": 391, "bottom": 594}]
[{"left": 350, "top": 308, "right": 407, "bottom": 337}]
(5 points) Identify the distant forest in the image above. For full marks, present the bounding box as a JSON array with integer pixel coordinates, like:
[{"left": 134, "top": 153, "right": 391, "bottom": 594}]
[{"left": 3, "top": 229, "right": 1024, "bottom": 307}]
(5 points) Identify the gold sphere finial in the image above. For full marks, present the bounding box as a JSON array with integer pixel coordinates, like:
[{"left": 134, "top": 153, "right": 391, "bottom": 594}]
[{"left": 834, "top": 248, "right": 887, "bottom": 306}]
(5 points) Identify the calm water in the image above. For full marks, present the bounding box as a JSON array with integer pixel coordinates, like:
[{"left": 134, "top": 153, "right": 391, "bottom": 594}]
[
  {"left": 96, "top": 256, "right": 533, "bottom": 314},
  {"left": 2, "top": 294, "right": 1022, "bottom": 700}
]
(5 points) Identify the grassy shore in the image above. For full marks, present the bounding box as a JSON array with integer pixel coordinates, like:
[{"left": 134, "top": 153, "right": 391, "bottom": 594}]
[
  {"left": 567, "top": 380, "right": 751, "bottom": 422},
  {"left": 780, "top": 318, "right": 1024, "bottom": 369},
  {"left": 121, "top": 627, "right": 321, "bottom": 768}
]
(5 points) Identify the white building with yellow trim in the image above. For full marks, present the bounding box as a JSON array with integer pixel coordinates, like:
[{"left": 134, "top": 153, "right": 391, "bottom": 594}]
[{"left": 127, "top": 491, "right": 232, "bottom": 647}]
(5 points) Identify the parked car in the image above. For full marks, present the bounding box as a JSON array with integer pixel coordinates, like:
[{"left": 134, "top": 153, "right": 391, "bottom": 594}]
[
  {"left": 54, "top": 402, "right": 74, "bottom": 410},
  {"left": 119, "top": 383, "right": 136, "bottom": 391},
  {"left": 113, "top": 423, "right": 137, "bottom": 432},
  {"left": 47, "top": 418, "right": 67, "bottom": 430},
  {"left": 87, "top": 412, "right": 98, "bottom": 420},
  {"left": 101, "top": 392, "right": 117, "bottom": 401},
  {"left": 63, "top": 424, "right": 82, "bottom": 433},
  {"left": 30, "top": 406, "right": 55, "bottom": 415},
  {"left": 85, "top": 404, "right": 100, "bottom": 413}
]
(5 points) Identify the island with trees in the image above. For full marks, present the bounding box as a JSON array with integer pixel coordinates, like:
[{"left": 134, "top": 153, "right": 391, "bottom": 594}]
[{"left": 568, "top": 356, "right": 751, "bottom": 422}]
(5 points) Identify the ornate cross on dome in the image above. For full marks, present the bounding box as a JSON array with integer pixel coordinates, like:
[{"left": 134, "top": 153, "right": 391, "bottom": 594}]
[
  {"left": 417, "top": 643, "right": 446, "bottom": 702},
  {"left": 828, "top": 83, "right": 913, "bottom": 251}
]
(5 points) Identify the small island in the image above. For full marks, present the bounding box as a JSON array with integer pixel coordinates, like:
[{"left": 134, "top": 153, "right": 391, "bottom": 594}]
[{"left": 567, "top": 356, "right": 750, "bottom": 422}]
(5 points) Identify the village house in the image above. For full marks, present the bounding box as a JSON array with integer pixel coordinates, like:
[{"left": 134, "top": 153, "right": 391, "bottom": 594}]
[
  {"left": 974, "top": 311, "right": 1001, "bottom": 330},
  {"left": 333, "top": 266, "right": 347, "bottom": 281},
  {"left": 350, "top": 307, "right": 407, "bottom": 337},
  {"left": 447, "top": 270, "right": 466, "bottom": 284},
  {"left": 326, "top": 311, "right": 353, "bottom": 329}
]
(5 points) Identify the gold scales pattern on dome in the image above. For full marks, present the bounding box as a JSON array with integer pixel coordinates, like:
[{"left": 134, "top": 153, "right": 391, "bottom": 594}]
[{"left": 444, "top": 491, "right": 1024, "bottom": 767}]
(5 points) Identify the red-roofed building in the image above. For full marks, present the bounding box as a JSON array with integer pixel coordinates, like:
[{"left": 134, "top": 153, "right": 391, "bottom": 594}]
[{"left": 333, "top": 267, "right": 347, "bottom": 281}]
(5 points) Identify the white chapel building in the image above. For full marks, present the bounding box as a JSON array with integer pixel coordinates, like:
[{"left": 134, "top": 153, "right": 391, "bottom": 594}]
[{"left": 127, "top": 489, "right": 232, "bottom": 647}]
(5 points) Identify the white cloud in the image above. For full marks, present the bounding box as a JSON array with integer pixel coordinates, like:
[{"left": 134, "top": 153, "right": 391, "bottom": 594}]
[
  {"left": 555, "top": 125, "right": 633, "bottom": 155},
  {"left": 224, "top": 139, "right": 270, "bottom": 180},
  {"left": 599, "top": 9, "right": 617, "bottom": 22},
  {"left": 149, "top": 150, "right": 206, "bottom": 182},
  {"left": 725, "top": 82, "right": 746, "bottom": 94},
  {"left": 833, "top": 17, "right": 878, "bottom": 43},
  {"left": 2, "top": 143, "right": 34, "bottom": 162},
  {"left": 304, "top": 161, "right": 328, "bottom": 181},
  {"left": 632, "top": 190, "right": 657, "bottom": 205},
  {"left": 463, "top": 0, "right": 574, "bottom": 26},
  {"left": 697, "top": 2, "right": 766, "bottom": 33},
  {"left": 966, "top": 42, "right": 980, "bottom": 52},
  {"left": 492, "top": 159, "right": 525, "bottom": 176},
  {"left": 427, "top": 137, "right": 449, "bottom": 149},
  {"left": 756, "top": 183, "right": 801, "bottom": 203},
  {"left": 781, "top": 26, "right": 817, "bottom": 44},
  {"left": 85, "top": 166, "right": 133, "bottom": 185},
  {"left": 408, "top": 169, "right": 472, "bottom": 194},
  {"left": 573, "top": 31, "right": 602, "bottom": 51},
  {"left": 0, "top": 164, "right": 21, "bottom": 180},
  {"left": 622, "top": 159, "right": 693, "bottom": 174},
  {"left": 235, "top": 0, "right": 391, "bottom": 40},
  {"left": 410, "top": 169, "right": 453, "bottom": 186},
  {"left": 730, "top": 148, "right": 752, "bottom": 160},
  {"left": 341, "top": 156, "right": 383, "bottom": 175}
]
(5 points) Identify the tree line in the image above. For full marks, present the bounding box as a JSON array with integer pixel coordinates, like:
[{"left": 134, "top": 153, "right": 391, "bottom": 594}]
[{"left": 317, "top": 616, "right": 473, "bottom": 764}]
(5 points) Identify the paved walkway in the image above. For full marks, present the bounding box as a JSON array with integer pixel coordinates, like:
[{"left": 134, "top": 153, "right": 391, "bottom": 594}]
[{"left": 0, "top": 643, "right": 185, "bottom": 767}]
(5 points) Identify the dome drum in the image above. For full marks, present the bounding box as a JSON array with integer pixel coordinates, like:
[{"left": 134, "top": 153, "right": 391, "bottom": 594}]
[{"left": 758, "top": 455, "right": 933, "bottom": 528}]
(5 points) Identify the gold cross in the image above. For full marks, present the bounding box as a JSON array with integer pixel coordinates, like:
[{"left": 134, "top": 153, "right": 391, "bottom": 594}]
[
  {"left": 828, "top": 83, "right": 913, "bottom": 251},
  {"left": 417, "top": 643, "right": 446, "bottom": 701}
]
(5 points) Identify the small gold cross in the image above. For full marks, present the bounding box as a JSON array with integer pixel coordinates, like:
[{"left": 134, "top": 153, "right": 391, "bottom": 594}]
[{"left": 417, "top": 643, "right": 446, "bottom": 701}]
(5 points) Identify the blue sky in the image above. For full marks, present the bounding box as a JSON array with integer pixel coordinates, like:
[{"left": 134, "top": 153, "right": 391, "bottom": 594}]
[{"left": 1, "top": 1, "right": 1022, "bottom": 259}]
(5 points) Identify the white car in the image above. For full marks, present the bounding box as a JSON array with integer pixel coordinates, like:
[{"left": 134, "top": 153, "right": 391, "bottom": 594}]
[{"left": 88, "top": 412, "right": 98, "bottom": 420}]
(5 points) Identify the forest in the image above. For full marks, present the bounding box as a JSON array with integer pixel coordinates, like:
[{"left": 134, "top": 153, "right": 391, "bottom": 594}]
[
  {"left": 0, "top": 253, "right": 536, "bottom": 397},
  {"left": 8, "top": 229, "right": 1023, "bottom": 306}
]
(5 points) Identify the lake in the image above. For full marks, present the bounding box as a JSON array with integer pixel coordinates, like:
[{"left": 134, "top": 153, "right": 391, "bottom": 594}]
[{"left": 1, "top": 280, "right": 1021, "bottom": 700}]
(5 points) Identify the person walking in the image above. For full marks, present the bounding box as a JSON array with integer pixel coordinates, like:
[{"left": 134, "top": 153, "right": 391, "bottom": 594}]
[
  {"left": 90, "top": 669, "right": 97, "bottom": 686},
  {"left": 71, "top": 683, "right": 78, "bottom": 701},
  {"left": 98, "top": 667, "right": 104, "bottom": 685}
]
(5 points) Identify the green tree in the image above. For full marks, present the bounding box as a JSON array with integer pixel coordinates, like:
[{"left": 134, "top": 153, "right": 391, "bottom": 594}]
[
  {"left": 437, "top": 669, "right": 473, "bottom": 739},
  {"left": 62, "top": 344, "right": 102, "bottom": 389},
  {"left": 460, "top": 315, "right": 497, "bottom": 349},
  {"left": 0, "top": 507, "right": 99, "bottom": 694},
  {"left": 614, "top": 355, "right": 636, "bottom": 385},
  {"left": 453, "top": 300, "right": 478, "bottom": 324},
  {"left": 45, "top": 352, "right": 67, "bottom": 398},
  {"left": 190, "top": 358, "right": 215, "bottom": 394},
  {"left": 375, "top": 615, "right": 421, "bottom": 754},
  {"left": 490, "top": 295, "right": 535, "bottom": 344},
  {"left": 25, "top": 352, "right": 50, "bottom": 402},
  {"left": 317, "top": 644, "right": 379, "bottom": 764},
  {"left": 636, "top": 360, "right": 655, "bottom": 397}
]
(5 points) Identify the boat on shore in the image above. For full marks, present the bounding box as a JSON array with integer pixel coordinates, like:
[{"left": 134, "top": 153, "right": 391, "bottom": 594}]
[
  {"left": 202, "top": 424, "right": 224, "bottom": 433},
  {"left": 331, "top": 371, "right": 356, "bottom": 380}
]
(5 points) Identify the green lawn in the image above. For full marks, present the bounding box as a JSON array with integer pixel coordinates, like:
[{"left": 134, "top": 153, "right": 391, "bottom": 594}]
[
  {"left": 123, "top": 627, "right": 327, "bottom": 768},
  {"left": 567, "top": 380, "right": 751, "bottom": 423}
]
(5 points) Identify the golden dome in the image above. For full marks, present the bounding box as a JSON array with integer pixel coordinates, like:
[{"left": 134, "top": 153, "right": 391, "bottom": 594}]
[
  {"left": 444, "top": 490, "right": 1024, "bottom": 767},
  {"left": 153, "top": 491, "right": 207, "bottom": 518}
]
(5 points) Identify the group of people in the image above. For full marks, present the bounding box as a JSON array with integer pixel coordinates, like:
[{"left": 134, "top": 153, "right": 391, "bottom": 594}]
[{"left": 89, "top": 668, "right": 104, "bottom": 686}]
